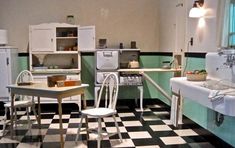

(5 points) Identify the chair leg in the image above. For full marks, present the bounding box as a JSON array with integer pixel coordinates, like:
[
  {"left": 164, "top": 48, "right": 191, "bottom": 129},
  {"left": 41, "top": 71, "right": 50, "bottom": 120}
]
[
  {"left": 2, "top": 107, "right": 8, "bottom": 135},
  {"left": 14, "top": 108, "right": 17, "bottom": 129},
  {"left": 97, "top": 117, "right": 102, "bottom": 148},
  {"left": 32, "top": 105, "right": 38, "bottom": 124},
  {"left": 112, "top": 115, "right": 122, "bottom": 141},
  {"left": 76, "top": 115, "right": 84, "bottom": 141},
  {"left": 26, "top": 107, "right": 31, "bottom": 129}
]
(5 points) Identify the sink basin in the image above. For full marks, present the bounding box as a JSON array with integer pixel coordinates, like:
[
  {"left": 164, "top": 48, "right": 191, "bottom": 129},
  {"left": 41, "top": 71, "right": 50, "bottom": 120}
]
[{"left": 200, "top": 79, "right": 230, "bottom": 90}]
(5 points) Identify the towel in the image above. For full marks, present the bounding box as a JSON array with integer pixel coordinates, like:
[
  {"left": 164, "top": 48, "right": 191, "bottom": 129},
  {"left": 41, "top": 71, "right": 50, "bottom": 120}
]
[{"left": 208, "top": 90, "right": 225, "bottom": 102}]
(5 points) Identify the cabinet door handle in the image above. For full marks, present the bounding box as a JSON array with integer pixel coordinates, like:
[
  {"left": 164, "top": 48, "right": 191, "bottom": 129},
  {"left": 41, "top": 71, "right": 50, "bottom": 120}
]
[
  {"left": 51, "top": 38, "right": 53, "bottom": 42},
  {"left": 6, "top": 57, "right": 9, "bottom": 65}
]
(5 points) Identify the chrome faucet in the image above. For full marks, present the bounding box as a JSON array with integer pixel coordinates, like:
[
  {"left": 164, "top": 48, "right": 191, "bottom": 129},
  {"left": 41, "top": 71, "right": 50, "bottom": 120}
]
[
  {"left": 218, "top": 48, "right": 235, "bottom": 68},
  {"left": 218, "top": 48, "right": 235, "bottom": 82}
]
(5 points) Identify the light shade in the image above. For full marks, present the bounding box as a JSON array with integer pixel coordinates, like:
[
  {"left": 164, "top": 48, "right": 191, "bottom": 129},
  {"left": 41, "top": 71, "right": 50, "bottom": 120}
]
[
  {"left": 189, "top": 7, "right": 204, "bottom": 18},
  {"left": 189, "top": 0, "right": 205, "bottom": 18},
  {"left": 0, "top": 29, "right": 8, "bottom": 45}
]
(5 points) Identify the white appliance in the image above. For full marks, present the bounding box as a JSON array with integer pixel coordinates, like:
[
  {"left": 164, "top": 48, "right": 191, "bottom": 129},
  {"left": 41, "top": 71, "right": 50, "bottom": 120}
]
[
  {"left": 96, "top": 49, "right": 119, "bottom": 70},
  {"left": 0, "top": 46, "right": 18, "bottom": 102}
]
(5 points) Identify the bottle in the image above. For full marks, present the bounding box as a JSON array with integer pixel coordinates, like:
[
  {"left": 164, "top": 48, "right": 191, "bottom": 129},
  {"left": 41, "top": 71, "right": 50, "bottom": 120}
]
[{"left": 119, "top": 43, "right": 123, "bottom": 49}]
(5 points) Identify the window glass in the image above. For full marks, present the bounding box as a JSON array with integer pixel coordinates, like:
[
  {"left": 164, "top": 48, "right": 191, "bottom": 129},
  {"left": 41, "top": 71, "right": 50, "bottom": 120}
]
[{"left": 229, "top": 0, "right": 235, "bottom": 47}]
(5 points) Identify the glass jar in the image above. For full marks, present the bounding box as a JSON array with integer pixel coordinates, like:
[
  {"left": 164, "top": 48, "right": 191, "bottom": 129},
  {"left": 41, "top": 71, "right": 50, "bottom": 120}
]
[{"left": 66, "top": 15, "right": 75, "bottom": 25}]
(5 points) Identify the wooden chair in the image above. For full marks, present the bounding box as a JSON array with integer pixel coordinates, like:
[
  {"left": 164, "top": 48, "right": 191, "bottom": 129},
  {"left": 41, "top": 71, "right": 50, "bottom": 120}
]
[{"left": 1, "top": 70, "right": 38, "bottom": 135}]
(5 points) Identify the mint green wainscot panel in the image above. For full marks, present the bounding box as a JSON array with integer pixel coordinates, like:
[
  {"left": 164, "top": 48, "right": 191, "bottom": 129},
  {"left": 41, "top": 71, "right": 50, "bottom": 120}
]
[
  {"left": 183, "top": 57, "right": 235, "bottom": 147},
  {"left": 81, "top": 54, "right": 95, "bottom": 100},
  {"left": 118, "top": 55, "right": 160, "bottom": 99},
  {"left": 18, "top": 56, "right": 29, "bottom": 72},
  {"left": 157, "top": 56, "right": 174, "bottom": 105},
  {"left": 139, "top": 55, "right": 161, "bottom": 99},
  {"left": 184, "top": 57, "right": 205, "bottom": 71}
]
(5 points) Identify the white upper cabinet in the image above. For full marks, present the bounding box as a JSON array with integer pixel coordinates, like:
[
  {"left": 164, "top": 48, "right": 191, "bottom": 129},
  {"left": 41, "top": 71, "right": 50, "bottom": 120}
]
[
  {"left": 79, "top": 26, "right": 95, "bottom": 51},
  {"left": 29, "top": 24, "right": 55, "bottom": 52},
  {"left": 29, "top": 23, "right": 79, "bottom": 53}
]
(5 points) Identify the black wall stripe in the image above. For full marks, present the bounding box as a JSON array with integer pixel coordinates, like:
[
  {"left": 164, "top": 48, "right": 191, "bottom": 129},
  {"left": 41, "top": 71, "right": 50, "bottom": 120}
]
[
  {"left": 140, "top": 52, "right": 173, "bottom": 56},
  {"left": 81, "top": 52, "right": 94, "bottom": 56},
  {"left": 18, "top": 53, "right": 29, "bottom": 57},
  {"left": 18, "top": 52, "right": 207, "bottom": 58},
  {"left": 184, "top": 52, "right": 206, "bottom": 58}
]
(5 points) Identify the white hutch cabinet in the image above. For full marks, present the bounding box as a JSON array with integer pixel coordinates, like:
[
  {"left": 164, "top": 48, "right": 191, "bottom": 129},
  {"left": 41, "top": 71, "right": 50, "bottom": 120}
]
[
  {"left": 29, "top": 23, "right": 95, "bottom": 108},
  {"left": 0, "top": 47, "right": 18, "bottom": 102}
]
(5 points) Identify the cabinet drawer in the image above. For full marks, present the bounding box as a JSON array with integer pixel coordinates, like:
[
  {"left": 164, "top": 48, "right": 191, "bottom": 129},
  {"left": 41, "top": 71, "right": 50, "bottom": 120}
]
[{"left": 33, "top": 74, "right": 80, "bottom": 82}]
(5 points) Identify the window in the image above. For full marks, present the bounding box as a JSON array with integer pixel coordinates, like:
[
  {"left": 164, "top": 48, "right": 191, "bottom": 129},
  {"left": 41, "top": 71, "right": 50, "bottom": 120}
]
[{"left": 229, "top": 0, "right": 235, "bottom": 47}]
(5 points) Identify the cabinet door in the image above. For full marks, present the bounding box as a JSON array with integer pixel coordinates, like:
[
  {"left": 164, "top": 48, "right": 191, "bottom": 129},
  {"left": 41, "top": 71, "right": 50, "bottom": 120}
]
[
  {"left": 0, "top": 50, "right": 9, "bottom": 98},
  {"left": 79, "top": 26, "right": 95, "bottom": 51},
  {"left": 30, "top": 28, "right": 55, "bottom": 52}
]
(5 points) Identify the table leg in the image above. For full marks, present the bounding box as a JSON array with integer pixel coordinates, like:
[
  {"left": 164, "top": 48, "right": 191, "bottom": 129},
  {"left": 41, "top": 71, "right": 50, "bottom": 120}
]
[
  {"left": 82, "top": 92, "right": 86, "bottom": 109},
  {"left": 58, "top": 98, "right": 64, "bottom": 148},
  {"left": 81, "top": 93, "right": 89, "bottom": 139},
  {"left": 37, "top": 96, "right": 41, "bottom": 127},
  {"left": 85, "top": 116, "right": 89, "bottom": 140},
  {"left": 10, "top": 94, "right": 15, "bottom": 138}
]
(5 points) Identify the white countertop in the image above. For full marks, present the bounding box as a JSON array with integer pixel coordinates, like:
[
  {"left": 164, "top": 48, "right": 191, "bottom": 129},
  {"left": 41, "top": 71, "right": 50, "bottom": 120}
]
[{"left": 118, "top": 68, "right": 181, "bottom": 72}]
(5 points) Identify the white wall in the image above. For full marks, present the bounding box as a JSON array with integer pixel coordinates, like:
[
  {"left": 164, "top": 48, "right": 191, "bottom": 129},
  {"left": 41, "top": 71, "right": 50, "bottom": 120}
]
[
  {"left": 158, "top": 0, "right": 177, "bottom": 52},
  {"left": 158, "top": 0, "right": 187, "bottom": 54},
  {"left": 186, "top": 0, "right": 219, "bottom": 52},
  {"left": 0, "top": 0, "right": 221, "bottom": 53},
  {"left": 0, "top": 0, "right": 159, "bottom": 52}
]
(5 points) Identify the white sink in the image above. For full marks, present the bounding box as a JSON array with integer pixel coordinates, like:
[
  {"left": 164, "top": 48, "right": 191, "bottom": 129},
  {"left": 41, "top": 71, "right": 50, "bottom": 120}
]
[
  {"left": 170, "top": 77, "right": 235, "bottom": 116},
  {"left": 170, "top": 53, "right": 235, "bottom": 117}
]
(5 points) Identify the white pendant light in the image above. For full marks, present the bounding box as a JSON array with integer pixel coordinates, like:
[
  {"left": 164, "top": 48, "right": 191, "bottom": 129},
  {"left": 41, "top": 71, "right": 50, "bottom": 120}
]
[{"left": 189, "top": 0, "right": 205, "bottom": 18}]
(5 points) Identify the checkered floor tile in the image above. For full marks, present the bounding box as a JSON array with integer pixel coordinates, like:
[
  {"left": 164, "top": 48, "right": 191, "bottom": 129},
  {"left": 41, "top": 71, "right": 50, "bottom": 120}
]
[{"left": 0, "top": 100, "right": 232, "bottom": 148}]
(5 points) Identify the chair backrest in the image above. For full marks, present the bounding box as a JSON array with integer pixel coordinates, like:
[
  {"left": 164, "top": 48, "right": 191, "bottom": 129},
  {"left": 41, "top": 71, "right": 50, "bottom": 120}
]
[
  {"left": 15, "top": 70, "right": 34, "bottom": 84},
  {"left": 15, "top": 70, "right": 34, "bottom": 101},
  {"left": 96, "top": 73, "right": 119, "bottom": 109}
]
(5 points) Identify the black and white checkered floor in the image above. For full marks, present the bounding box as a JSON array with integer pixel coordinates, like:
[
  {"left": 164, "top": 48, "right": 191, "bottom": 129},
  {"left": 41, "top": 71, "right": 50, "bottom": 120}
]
[{"left": 0, "top": 100, "right": 232, "bottom": 148}]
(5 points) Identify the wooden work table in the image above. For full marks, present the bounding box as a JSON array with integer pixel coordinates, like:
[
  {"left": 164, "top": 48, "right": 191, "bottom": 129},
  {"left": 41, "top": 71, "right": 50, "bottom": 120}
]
[
  {"left": 118, "top": 68, "right": 181, "bottom": 103},
  {"left": 118, "top": 68, "right": 181, "bottom": 72}
]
